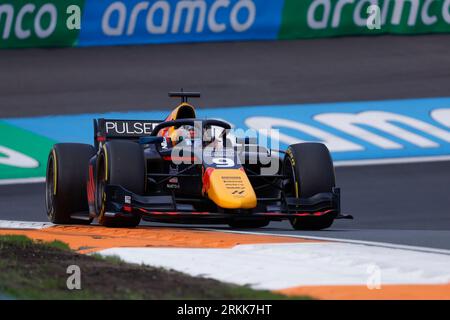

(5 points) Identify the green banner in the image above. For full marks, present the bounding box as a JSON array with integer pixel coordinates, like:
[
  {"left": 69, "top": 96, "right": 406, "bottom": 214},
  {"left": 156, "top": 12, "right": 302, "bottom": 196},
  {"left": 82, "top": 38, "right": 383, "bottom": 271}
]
[
  {"left": 0, "top": 0, "right": 84, "bottom": 48},
  {"left": 280, "top": 0, "right": 450, "bottom": 39},
  {"left": 0, "top": 121, "right": 56, "bottom": 180}
]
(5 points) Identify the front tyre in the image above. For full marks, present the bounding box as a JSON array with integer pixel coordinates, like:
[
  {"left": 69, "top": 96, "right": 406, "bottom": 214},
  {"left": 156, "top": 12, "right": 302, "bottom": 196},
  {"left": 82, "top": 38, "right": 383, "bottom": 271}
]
[
  {"left": 284, "top": 143, "right": 335, "bottom": 230},
  {"left": 46, "top": 143, "right": 96, "bottom": 224},
  {"left": 96, "top": 140, "right": 145, "bottom": 228}
]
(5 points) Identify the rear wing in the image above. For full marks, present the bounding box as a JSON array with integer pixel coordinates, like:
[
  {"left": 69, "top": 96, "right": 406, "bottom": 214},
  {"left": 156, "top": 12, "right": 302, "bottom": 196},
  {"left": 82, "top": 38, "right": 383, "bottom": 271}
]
[
  {"left": 169, "top": 91, "right": 200, "bottom": 103},
  {"left": 94, "top": 118, "right": 163, "bottom": 147}
]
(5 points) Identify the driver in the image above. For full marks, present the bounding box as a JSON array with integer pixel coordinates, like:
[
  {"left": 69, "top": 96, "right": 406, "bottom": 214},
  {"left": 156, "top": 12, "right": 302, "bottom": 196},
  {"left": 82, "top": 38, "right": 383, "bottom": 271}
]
[{"left": 170, "top": 124, "right": 196, "bottom": 146}]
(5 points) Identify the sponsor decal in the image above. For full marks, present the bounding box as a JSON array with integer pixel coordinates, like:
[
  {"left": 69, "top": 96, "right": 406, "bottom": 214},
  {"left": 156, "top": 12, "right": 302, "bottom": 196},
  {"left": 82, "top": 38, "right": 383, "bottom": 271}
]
[
  {"left": 0, "top": 146, "right": 38, "bottom": 169},
  {"left": 223, "top": 99, "right": 450, "bottom": 162},
  {"left": 78, "top": 0, "right": 283, "bottom": 46},
  {"left": 280, "top": 0, "right": 450, "bottom": 39},
  {"left": 0, "top": 121, "right": 56, "bottom": 180},
  {"left": 100, "top": 119, "right": 160, "bottom": 137},
  {"left": 0, "top": 0, "right": 84, "bottom": 48}
]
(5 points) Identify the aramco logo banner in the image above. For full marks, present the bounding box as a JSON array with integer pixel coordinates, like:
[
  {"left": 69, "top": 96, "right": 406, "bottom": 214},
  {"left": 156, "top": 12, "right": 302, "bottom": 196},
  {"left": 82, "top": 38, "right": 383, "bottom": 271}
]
[
  {"left": 0, "top": 0, "right": 83, "bottom": 48},
  {"left": 280, "top": 0, "right": 450, "bottom": 39},
  {"left": 0, "top": 1, "right": 449, "bottom": 48},
  {"left": 77, "top": 0, "right": 283, "bottom": 46}
]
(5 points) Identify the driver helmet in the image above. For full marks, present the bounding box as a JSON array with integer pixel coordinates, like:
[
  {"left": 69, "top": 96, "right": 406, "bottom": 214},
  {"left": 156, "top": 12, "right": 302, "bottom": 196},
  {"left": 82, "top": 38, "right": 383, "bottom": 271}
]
[{"left": 170, "top": 125, "right": 196, "bottom": 146}]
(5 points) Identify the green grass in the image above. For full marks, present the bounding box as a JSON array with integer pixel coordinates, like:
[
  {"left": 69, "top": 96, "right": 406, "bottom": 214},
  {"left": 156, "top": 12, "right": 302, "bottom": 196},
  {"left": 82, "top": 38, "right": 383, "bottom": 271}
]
[
  {"left": 0, "top": 235, "right": 309, "bottom": 300},
  {"left": 0, "top": 235, "right": 70, "bottom": 251},
  {"left": 0, "top": 236, "right": 100, "bottom": 299},
  {"left": 0, "top": 235, "right": 32, "bottom": 246}
]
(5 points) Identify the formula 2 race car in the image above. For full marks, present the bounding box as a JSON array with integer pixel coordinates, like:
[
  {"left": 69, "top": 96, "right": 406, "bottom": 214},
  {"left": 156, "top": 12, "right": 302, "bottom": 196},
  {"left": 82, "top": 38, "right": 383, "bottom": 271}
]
[{"left": 45, "top": 91, "right": 350, "bottom": 230}]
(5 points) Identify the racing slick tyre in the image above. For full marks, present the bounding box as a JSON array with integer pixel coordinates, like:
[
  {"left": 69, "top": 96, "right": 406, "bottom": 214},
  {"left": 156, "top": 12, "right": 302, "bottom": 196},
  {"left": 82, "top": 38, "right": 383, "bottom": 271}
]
[
  {"left": 228, "top": 219, "right": 270, "bottom": 229},
  {"left": 96, "top": 140, "right": 144, "bottom": 228},
  {"left": 283, "top": 143, "right": 335, "bottom": 230},
  {"left": 46, "top": 143, "right": 96, "bottom": 224}
]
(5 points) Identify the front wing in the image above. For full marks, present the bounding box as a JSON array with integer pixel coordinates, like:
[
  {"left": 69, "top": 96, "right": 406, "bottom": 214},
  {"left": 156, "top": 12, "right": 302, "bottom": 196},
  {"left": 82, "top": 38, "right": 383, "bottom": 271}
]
[{"left": 101, "top": 185, "right": 350, "bottom": 223}]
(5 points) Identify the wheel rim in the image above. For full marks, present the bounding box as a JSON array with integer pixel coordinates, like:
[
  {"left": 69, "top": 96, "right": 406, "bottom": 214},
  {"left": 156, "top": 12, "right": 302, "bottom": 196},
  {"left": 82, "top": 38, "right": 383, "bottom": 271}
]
[
  {"left": 96, "top": 156, "right": 107, "bottom": 221},
  {"left": 45, "top": 155, "right": 55, "bottom": 218},
  {"left": 283, "top": 155, "right": 300, "bottom": 225},
  {"left": 283, "top": 157, "right": 297, "bottom": 198}
]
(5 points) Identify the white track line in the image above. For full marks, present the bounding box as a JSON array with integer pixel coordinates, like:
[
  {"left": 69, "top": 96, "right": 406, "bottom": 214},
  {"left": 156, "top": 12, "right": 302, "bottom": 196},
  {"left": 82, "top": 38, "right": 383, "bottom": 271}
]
[
  {"left": 334, "top": 155, "right": 450, "bottom": 167},
  {"left": 200, "top": 228, "right": 450, "bottom": 256},
  {"left": 0, "top": 177, "right": 45, "bottom": 186},
  {"left": 0, "top": 220, "right": 53, "bottom": 229}
]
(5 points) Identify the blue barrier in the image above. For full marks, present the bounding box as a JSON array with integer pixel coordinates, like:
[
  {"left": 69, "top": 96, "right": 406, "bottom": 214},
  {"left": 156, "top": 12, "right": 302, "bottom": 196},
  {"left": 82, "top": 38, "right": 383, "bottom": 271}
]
[
  {"left": 78, "top": 0, "right": 283, "bottom": 46},
  {"left": 5, "top": 98, "right": 450, "bottom": 163}
]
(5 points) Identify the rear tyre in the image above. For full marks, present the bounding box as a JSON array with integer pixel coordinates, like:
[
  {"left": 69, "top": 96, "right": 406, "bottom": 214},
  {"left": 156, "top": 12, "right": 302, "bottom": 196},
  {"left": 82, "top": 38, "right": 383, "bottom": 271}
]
[
  {"left": 283, "top": 143, "right": 335, "bottom": 230},
  {"left": 96, "top": 140, "right": 145, "bottom": 228},
  {"left": 228, "top": 220, "right": 270, "bottom": 229},
  {"left": 46, "top": 143, "right": 96, "bottom": 224}
]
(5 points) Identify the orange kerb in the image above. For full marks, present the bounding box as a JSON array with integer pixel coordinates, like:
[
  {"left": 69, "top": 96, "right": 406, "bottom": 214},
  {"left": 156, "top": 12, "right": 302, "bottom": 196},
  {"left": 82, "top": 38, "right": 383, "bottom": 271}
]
[
  {"left": 278, "top": 284, "right": 450, "bottom": 300},
  {"left": 0, "top": 225, "right": 321, "bottom": 254}
]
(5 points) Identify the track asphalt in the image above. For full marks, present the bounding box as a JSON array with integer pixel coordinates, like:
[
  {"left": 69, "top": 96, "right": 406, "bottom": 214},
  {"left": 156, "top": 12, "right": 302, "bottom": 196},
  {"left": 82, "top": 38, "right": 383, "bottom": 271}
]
[{"left": 0, "top": 35, "right": 449, "bottom": 249}]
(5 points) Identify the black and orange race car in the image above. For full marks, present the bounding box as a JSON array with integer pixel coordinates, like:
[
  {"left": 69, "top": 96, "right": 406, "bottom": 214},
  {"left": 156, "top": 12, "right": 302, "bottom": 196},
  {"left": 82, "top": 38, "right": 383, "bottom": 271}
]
[{"left": 45, "top": 91, "right": 350, "bottom": 230}]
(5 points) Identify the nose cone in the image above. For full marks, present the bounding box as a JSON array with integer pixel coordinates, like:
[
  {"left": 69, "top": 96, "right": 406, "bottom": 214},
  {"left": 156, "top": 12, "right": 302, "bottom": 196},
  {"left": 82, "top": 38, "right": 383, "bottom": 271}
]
[{"left": 203, "top": 168, "right": 257, "bottom": 209}]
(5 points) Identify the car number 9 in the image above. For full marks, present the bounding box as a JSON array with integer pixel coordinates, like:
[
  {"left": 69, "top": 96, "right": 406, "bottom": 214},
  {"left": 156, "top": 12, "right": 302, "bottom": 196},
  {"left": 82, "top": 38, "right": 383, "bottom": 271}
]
[{"left": 212, "top": 158, "right": 235, "bottom": 168}]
